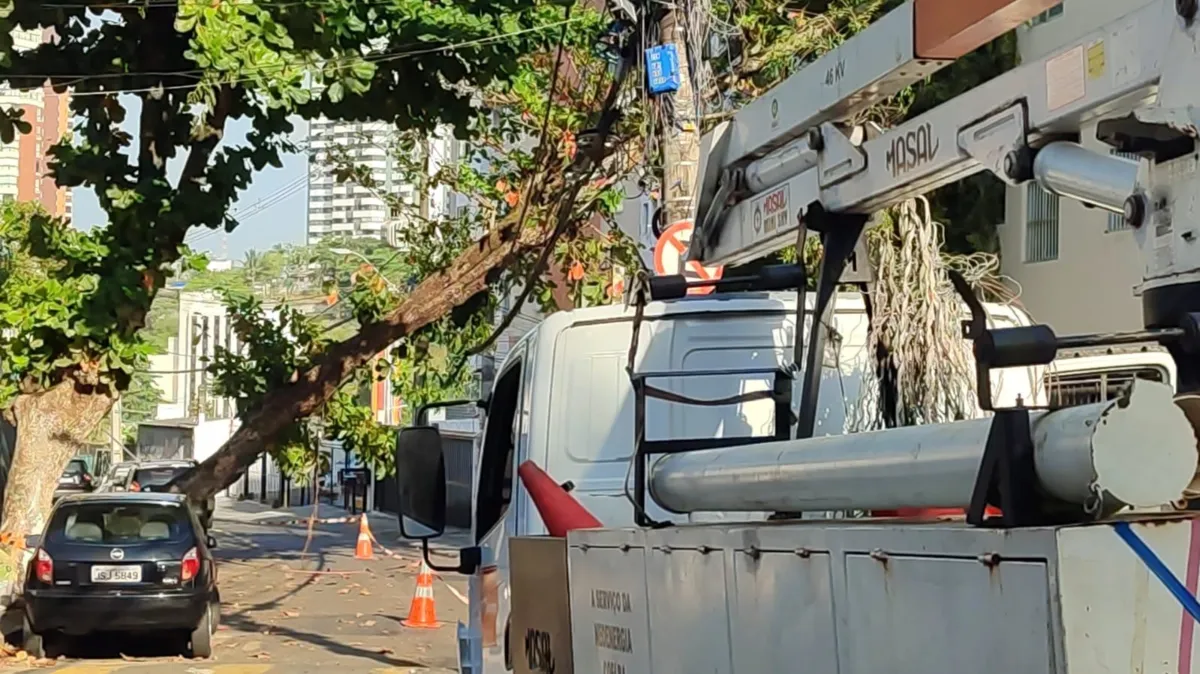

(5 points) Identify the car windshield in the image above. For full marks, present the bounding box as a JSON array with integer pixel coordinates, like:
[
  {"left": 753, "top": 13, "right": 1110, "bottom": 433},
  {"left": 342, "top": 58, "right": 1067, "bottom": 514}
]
[
  {"left": 132, "top": 467, "right": 189, "bottom": 489},
  {"left": 61, "top": 460, "right": 88, "bottom": 477},
  {"left": 46, "top": 502, "right": 192, "bottom": 544}
]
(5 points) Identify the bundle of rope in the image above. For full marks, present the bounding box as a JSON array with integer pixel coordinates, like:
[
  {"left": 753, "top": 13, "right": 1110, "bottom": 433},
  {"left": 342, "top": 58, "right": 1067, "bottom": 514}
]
[{"left": 849, "top": 196, "right": 1020, "bottom": 432}]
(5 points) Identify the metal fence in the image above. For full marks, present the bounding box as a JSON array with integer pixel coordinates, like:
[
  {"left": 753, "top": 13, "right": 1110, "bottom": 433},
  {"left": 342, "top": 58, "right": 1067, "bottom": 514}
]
[
  {"left": 225, "top": 452, "right": 315, "bottom": 508},
  {"left": 1025, "top": 182, "right": 1061, "bottom": 263},
  {"left": 1044, "top": 366, "right": 1168, "bottom": 408}
]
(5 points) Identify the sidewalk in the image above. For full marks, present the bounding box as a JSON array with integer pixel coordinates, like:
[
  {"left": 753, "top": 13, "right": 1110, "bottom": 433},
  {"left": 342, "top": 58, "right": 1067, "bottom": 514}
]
[{"left": 214, "top": 496, "right": 474, "bottom": 553}]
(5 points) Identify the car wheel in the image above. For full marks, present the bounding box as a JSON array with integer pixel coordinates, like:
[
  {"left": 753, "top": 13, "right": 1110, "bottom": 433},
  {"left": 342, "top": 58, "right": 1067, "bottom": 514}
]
[
  {"left": 189, "top": 601, "right": 215, "bottom": 658},
  {"left": 22, "top": 613, "right": 45, "bottom": 659}
]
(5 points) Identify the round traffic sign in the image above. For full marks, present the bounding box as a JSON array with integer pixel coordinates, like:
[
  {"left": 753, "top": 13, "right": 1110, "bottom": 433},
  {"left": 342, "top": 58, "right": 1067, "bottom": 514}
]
[{"left": 653, "top": 221, "right": 724, "bottom": 295}]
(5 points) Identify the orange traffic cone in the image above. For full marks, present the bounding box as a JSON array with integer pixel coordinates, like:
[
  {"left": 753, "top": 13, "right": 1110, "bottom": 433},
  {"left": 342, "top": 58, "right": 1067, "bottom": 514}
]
[
  {"left": 355, "top": 513, "right": 374, "bottom": 560},
  {"left": 401, "top": 560, "right": 442, "bottom": 629},
  {"left": 518, "top": 460, "right": 602, "bottom": 537}
]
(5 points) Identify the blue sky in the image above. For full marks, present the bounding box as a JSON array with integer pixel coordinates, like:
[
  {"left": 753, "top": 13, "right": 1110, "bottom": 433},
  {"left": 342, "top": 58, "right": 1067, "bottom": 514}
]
[{"left": 70, "top": 114, "right": 311, "bottom": 261}]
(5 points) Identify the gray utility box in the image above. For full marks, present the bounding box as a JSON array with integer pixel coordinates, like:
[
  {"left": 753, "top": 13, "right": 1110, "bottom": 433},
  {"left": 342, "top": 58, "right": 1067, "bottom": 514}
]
[{"left": 566, "top": 516, "right": 1200, "bottom": 674}]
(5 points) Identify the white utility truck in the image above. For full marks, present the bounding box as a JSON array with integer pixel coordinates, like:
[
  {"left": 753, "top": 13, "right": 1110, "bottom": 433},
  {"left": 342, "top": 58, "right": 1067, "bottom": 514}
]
[
  {"left": 395, "top": 0, "right": 1200, "bottom": 672},
  {"left": 411, "top": 290, "right": 1044, "bottom": 672}
]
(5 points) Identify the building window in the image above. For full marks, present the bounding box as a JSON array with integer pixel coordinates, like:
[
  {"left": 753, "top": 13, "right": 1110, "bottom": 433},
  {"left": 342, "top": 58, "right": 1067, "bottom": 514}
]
[
  {"left": 1107, "top": 150, "right": 1140, "bottom": 233},
  {"left": 1030, "top": 2, "right": 1064, "bottom": 26},
  {"left": 1025, "top": 183, "right": 1060, "bottom": 263}
]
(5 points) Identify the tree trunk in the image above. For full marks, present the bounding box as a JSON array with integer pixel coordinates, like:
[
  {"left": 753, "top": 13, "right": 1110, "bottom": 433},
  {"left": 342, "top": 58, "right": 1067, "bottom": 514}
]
[
  {"left": 0, "top": 382, "right": 113, "bottom": 605},
  {"left": 177, "top": 173, "right": 594, "bottom": 501},
  {"left": 177, "top": 55, "right": 633, "bottom": 501}
]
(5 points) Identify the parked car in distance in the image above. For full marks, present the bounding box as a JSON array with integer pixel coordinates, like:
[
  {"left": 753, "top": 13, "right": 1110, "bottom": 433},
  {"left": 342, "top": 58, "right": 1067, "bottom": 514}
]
[
  {"left": 23, "top": 492, "right": 220, "bottom": 659},
  {"left": 127, "top": 460, "right": 215, "bottom": 529},
  {"left": 98, "top": 461, "right": 139, "bottom": 492},
  {"left": 52, "top": 459, "right": 94, "bottom": 503}
]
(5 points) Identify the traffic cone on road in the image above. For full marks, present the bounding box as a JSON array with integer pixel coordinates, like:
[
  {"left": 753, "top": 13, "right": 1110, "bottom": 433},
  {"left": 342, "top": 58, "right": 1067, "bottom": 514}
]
[
  {"left": 401, "top": 560, "right": 442, "bottom": 629},
  {"left": 518, "top": 460, "right": 602, "bottom": 537},
  {"left": 354, "top": 513, "right": 374, "bottom": 560}
]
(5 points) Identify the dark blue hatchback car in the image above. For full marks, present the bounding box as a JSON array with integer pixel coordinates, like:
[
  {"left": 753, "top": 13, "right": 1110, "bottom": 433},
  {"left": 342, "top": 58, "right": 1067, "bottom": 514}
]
[{"left": 23, "top": 491, "right": 220, "bottom": 659}]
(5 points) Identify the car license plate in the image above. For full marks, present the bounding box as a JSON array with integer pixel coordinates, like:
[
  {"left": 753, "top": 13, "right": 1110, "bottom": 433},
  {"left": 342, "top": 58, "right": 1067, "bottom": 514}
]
[{"left": 91, "top": 565, "right": 141, "bottom": 583}]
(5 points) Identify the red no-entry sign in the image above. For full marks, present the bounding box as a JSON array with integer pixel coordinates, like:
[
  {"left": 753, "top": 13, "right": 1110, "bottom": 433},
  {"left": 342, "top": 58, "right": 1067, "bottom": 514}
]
[{"left": 653, "top": 221, "right": 724, "bottom": 295}]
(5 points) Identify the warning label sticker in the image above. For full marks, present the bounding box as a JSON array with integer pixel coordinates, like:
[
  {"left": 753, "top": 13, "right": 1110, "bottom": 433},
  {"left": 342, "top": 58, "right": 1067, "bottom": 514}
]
[
  {"left": 1046, "top": 44, "right": 1086, "bottom": 111},
  {"left": 751, "top": 185, "right": 790, "bottom": 239}
]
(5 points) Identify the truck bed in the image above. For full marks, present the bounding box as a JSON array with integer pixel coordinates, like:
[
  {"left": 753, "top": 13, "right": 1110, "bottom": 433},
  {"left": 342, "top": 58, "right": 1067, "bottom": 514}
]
[{"left": 565, "top": 515, "right": 1200, "bottom": 674}]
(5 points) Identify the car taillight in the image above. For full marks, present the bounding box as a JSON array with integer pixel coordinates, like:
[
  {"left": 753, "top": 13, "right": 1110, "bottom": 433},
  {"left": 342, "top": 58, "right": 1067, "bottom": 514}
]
[
  {"left": 181, "top": 547, "right": 199, "bottom": 582},
  {"left": 35, "top": 549, "right": 52, "bottom": 583}
]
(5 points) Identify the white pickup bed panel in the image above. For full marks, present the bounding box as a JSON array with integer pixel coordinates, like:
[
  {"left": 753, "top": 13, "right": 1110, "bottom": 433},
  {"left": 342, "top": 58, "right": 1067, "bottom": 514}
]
[{"left": 567, "top": 517, "right": 1200, "bottom": 673}]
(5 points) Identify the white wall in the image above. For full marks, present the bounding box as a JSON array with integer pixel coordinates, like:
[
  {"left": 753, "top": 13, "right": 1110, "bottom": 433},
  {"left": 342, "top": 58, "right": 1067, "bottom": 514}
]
[
  {"left": 192, "top": 417, "right": 240, "bottom": 463},
  {"left": 998, "top": 0, "right": 1150, "bottom": 335}
]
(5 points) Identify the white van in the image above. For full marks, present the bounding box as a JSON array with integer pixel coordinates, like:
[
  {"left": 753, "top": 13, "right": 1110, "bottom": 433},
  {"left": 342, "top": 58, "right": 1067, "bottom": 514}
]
[{"left": 433, "top": 290, "right": 1044, "bottom": 673}]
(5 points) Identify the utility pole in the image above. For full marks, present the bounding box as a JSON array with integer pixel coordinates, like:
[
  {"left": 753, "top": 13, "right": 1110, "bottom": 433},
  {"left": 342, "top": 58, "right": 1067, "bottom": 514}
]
[
  {"left": 198, "top": 316, "right": 210, "bottom": 422},
  {"left": 657, "top": 10, "right": 700, "bottom": 228},
  {"left": 109, "top": 396, "right": 123, "bottom": 464},
  {"left": 418, "top": 133, "right": 432, "bottom": 222}
]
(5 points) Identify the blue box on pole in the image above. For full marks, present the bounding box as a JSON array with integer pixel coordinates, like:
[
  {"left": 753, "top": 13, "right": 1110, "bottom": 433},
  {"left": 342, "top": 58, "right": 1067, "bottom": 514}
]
[{"left": 645, "top": 44, "right": 681, "bottom": 94}]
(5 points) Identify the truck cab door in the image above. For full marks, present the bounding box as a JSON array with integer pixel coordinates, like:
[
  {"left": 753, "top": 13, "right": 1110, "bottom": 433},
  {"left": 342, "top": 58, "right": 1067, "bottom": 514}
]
[{"left": 467, "top": 346, "right": 527, "bottom": 672}]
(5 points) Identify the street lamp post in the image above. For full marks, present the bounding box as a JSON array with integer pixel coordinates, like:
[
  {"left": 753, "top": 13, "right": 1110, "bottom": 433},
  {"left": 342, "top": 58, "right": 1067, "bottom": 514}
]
[{"left": 329, "top": 247, "right": 401, "bottom": 293}]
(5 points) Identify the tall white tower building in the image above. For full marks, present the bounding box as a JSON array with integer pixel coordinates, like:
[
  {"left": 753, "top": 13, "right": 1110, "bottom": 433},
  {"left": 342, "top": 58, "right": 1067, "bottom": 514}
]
[{"left": 306, "top": 120, "right": 463, "bottom": 245}]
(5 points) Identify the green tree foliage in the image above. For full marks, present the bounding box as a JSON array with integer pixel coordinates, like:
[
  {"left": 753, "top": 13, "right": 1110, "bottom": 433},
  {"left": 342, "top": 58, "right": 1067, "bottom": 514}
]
[
  {"left": 194, "top": 0, "right": 1018, "bottom": 488},
  {"left": 181, "top": 238, "right": 407, "bottom": 305},
  {"left": 0, "top": 0, "right": 604, "bottom": 543},
  {"left": 203, "top": 293, "right": 378, "bottom": 477},
  {"left": 0, "top": 200, "right": 154, "bottom": 406},
  {"left": 0, "top": 0, "right": 579, "bottom": 406},
  {"left": 199, "top": 4, "right": 644, "bottom": 480}
]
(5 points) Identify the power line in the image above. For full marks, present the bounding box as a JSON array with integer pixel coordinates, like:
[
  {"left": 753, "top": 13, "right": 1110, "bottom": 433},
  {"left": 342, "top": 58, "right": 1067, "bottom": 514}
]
[
  {"left": 235, "top": 178, "right": 311, "bottom": 222},
  {"left": 10, "top": 18, "right": 584, "bottom": 95},
  {"left": 185, "top": 169, "right": 316, "bottom": 247}
]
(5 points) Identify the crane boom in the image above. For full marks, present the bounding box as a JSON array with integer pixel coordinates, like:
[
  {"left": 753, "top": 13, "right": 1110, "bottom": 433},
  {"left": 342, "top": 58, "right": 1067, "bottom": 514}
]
[
  {"left": 627, "top": 0, "right": 1200, "bottom": 524},
  {"left": 690, "top": 0, "right": 1193, "bottom": 275},
  {"left": 705, "top": 0, "right": 1062, "bottom": 171}
]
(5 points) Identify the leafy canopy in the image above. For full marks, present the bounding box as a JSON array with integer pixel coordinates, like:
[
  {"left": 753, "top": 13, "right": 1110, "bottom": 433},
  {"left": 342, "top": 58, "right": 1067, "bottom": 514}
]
[
  {"left": 200, "top": 1, "right": 643, "bottom": 478},
  {"left": 0, "top": 0, "right": 580, "bottom": 412}
]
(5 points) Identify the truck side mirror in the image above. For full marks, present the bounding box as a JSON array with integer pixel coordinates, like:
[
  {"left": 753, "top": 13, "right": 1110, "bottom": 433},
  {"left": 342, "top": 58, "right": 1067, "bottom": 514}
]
[{"left": 395, "top": 425, "right": 447, "bottom": 540}]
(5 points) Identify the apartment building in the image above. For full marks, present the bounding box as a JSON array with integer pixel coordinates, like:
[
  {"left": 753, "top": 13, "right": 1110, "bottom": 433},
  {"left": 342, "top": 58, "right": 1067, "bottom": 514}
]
[
  {"left": 305, "top": 121, "right": 463, "bottom": 244},
  {"left": 0, "top": 28, "right": 72, "bottom": 221},
  {"left": 997, "top": 0, "right": 1148, "bottom": 334}
]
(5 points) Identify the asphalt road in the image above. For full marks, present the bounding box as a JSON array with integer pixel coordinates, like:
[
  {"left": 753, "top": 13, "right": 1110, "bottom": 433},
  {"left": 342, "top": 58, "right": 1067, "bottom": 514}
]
[{"left": 2, "top": 499, "right": 470, "bottom": 673}]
